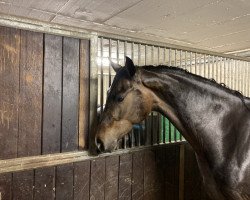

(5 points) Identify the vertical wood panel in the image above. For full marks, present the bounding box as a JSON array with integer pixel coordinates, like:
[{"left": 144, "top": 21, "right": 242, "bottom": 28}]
[
  {"left": 90, "top": 158, "right": 105, "bottom": 200},
  {"left": 13, "top": 170, "right": 34, "bottom": 200},
  {"left": 74, "top": 161, "right": 90, "bottom": 200},
  {"left": 62, "top": 37, "right": 79, "bottom": 152},
  {"left": 143, "top": 150, "right": 157, "bottom": 200},
  {"left": 105, "top": 155, "right": 119, "bottom": 200},
  {"left": 155, "top": 147, "right": 166, "bottom": 200},
  {"left": 43, "top": 34, "right": 62, "bottom": 154},
  {"left": 119, "top": 154, "right": 132, "bottom": 200},
  {"left": 79, "top": 39, "right": 90, "bottom": 150},
  {"left": 184, "top": 144, "right": 202, "bottom": 200},
  {"left": 18, "top": 30, "right": 43, "bottom": 157},
  {"left": 0, "top": 173, "right": 12, "bottom": 200},
  {"left": 132, "top": 151, "right": 144, "bottom": 200},
  {"left": 0, "top": 26, "right": 20, "bottom": 159},
  {"left": 56, "top": 163, "right": 74, "bottom": 200},
  {"left": 34, "top": 167, "right": 55, "bottom": 200},
  {"left": 165, "top": 145, "right": 179, "bottom": 200}
]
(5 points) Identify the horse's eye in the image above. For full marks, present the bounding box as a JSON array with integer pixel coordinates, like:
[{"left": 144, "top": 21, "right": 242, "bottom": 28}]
[{"left": 116, "top": 95, "right": 124, "bottom": 102}]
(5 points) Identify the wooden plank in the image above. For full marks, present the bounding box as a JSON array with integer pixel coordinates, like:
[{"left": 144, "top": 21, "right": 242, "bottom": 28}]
[
  {"left": 34, "top": 167, "right": 55, "bottom": 200},
  {"left": 13, "top": 170, "right": 34, "bottom": 200},
  {"left": 179, "top": 144, "right": 185, "bottom": 200},
  {"left": 74, "top": 161, "right": 90, "bottom": 200},
  {"left": 184, "top": 144, "right": 202, "bottom": 200},
  {"left": 43, "top": 34, "right": 62, "bottom": 154},
  {"left": 155, "top": 147, "right": 166, "bottom": 200},
  {"left": 119, "top": 154, "right": 132, "bottom": 200},
  {"left": 0, "top": 26, "right": 20, "bottom": 159},
  {"left": 61, "top": 37, "right": 79, "bottom": 152},
  {"left": 105, "top": 155, "right": 119, "bottom": 200},
  {"left": 132, "top": 151, "right": 144, "bottom": 200},
  {"left": 79, "top": 39, "right": 90, "bottom": 150},
  {"left": 165, "top": 145, "right": 179, "bottom": 200},
  {"left": 90, "top": 158, "right": 105, "bottom": 200},
  {"left": 18, "top": 29, "right": 43, "bottom": 157},
  {"left": 143, "top": 150, "right": 157, "bottom": 200},
  {"left": 0, "top": 173, "right": 12, "bottom": 200},
  {"left": 56, "top": 163, "right": 74, "bottom": 200}
]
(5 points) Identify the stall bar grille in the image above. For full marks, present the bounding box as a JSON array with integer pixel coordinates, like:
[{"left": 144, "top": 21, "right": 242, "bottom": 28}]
[{"left": 97, "top": 37, "right": 250, "bottom": 150}]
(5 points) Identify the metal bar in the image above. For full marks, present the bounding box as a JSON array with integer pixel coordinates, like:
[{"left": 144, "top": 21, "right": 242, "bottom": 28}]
[
  {"left": 108, "top": 39, "right": 112, "bottom": 86},
  {"left": 100, "top": 37, "right": 104, "bottom": 114},
  {"left": 98, "top": 34, "right": 250, "bottom": 63},
  {"left": 204, "top": 54, "right": 206, "bottom": 77},
  {"left": 1, "top": 13, "right": 250, "bottom": 62},
  {"left": 124, "top": 41, "right": 128, "bottom": 149},
  {"left": 157, "top": 47, "right": 161, "bottom": 144},
  {"left": 194, "top": 52, "right": 197, "bottom": 75},
  {"left": 89, "top": 35, "right": 99, "bottom": 153}
]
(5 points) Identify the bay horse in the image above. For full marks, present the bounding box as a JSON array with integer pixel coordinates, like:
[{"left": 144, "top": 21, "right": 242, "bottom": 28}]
[{"left": 94, "top": 57, "right": 250, "bottom": 200}]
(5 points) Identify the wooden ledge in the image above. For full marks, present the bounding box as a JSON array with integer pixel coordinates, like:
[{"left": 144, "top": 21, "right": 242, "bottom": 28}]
[{"left": 0, "top": 142, "right": 186, "bottom": 174}]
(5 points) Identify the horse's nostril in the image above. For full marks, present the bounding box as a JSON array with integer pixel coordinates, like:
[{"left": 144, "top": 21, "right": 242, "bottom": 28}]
[{"left": 96, "top": 138, "right": 105, "bottom": 152}]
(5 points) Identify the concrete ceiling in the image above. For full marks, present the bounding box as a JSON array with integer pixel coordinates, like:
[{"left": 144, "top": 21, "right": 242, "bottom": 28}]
[{"left": 0, "top": 0, "right": 250, "bottom": 54}]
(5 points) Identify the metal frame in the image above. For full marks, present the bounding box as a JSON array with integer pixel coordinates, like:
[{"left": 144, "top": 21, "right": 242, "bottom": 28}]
[{"left": 0, "top": 14, "right": 250, "bottom": 172}]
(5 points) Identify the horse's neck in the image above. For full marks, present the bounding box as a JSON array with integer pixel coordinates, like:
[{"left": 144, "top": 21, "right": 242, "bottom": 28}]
[{"left": 140, "top": 68, "right": 242, "bottom": 166}]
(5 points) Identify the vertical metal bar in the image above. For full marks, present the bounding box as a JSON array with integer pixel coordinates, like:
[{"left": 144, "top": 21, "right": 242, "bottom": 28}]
[
  {"left": 100, "top": 37, "right": 104, "bottom": 114},
  {"left": 169, "top": 48, "right": 172, "bottom": 142},
  {"left": 162, "top": 48, "right": 166, "bottom": 143},
  {"left": 199, "top": 54, "right": 202, "bottom": 76},
  {"left": 223, "top": 58, "right": 227, "bottom": 85},
  {"left": 117, "top": 40, "right": 119, "bottom": 64},
  {"left": 185, "top": 51, "right": 187, "bottom": 70},
  {"left": 190, "top": 52, "right": 192, "bottom": 74},
  {"left": 157, "top": 47, "right": 161, "bottom": 144},
  {"left": 131, "top": 42, "right": 135, "bottom": 148},
  {"left": 108, "top": 39, "right": 112, "bottom": 86},
  {"left": 194, "top": 52, "right": 197, "bottom": 74},
  {"left": 151, "top": 46, "right": 154, "bottom": 145},
  {"left": 89, "top": 35, "right": 99, "bottom": 153},
  {"left": 247, "top": 62, "right": 250, "bottom": 97},
  {"left": 204, "top": 54, "right": 206, "bottom": 77},
  {"left": 124, "top": 41, "right": 128, "bottom": 149},
  {"left": 174, "top": 49, "right": 177, "bottom": 67},
  {"left": 180, "top": 50, "right": 182, "bottom": 68},
  {"left": 208, "top": 55, "right": 210, "bottom": 79}
]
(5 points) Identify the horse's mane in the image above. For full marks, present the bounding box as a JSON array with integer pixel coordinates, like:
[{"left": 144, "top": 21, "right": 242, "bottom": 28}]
[{"left": 140, "top": 65, "right": 250, "bottom": 111}]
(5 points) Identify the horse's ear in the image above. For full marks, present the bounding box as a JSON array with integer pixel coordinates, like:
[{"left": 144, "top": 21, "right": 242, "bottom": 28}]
[
  {"left": 125, "top": 56, "right": 136, "bottom": 77},
  {"left": 111, "top": 61, "right": 122, "bottom": 73}
]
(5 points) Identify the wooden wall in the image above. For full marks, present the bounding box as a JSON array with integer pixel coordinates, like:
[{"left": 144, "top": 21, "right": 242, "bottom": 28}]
[
  {"left": 0, "top": 26, "right": 211, "bottom": 200},
  {"left": 0, "top": 26, "right": 89, "bottom": 159},
  {"left": 0, "top": 144, "right": 211, "bottom": 200}
]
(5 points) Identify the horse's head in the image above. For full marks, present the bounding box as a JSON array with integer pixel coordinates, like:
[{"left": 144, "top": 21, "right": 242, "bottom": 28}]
[{"left": 95, "top": 57, "right": 153, "bottom": 153}]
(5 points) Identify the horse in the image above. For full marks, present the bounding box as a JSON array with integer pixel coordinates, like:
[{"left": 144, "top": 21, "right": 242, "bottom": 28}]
[{"left": 94, "top": 56, "right": 250, "bottom": 200}]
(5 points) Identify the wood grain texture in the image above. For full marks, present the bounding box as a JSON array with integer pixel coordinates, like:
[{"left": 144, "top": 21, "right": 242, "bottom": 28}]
[
  {"left": 13, "top": 170, "right": 34, "bottom": 200},
  {"left": 165, "top": 145, "right": 180, "bottom": 200},
  {"left": 105, "top": 155, "right": 119, "bottom": 200},
  {"left": 74, "top": 161, "right": 90, "bottom": 200},
  {"left": 79, "top": 39, "right": 90, "bottom": 150},
  {"left": 184, "top": 144, "right": 202, "bottom": 200},
  {"left": 18, "top": 29, "right": 43, "bottom": 157},
  {"left": 0, "top": 26, "right": 20, "bottom": 159},
  {"left": 155, "top": 147, "right": 166, "bottom": 200},
  {"left": 0, "top": 173, "right": 12, "bottom": 200},
  {"left": 34, "top": 167, "right": 55, "bottom": 200},
  {"left": 61, "top": 37, "right": 79, "bottom": 152},
  {"left": 119, "top": 154, "right": 132, "bottom": 200},
  {"left": 143, "top": 150, "right": 158, "bottom": 200},
  {"left": 56, "top": 163, "right": 74, "bottom": 200},
  {"left": 43, "top": 34, "right": 62, "bottom": 154},
  {"left": 90, "top": 158, "right": 105, "bottom": 200},
  {"left": 132, "top": 151, "right": 144, "bottom": 200}
]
